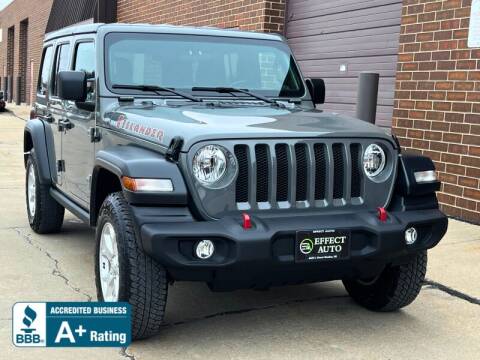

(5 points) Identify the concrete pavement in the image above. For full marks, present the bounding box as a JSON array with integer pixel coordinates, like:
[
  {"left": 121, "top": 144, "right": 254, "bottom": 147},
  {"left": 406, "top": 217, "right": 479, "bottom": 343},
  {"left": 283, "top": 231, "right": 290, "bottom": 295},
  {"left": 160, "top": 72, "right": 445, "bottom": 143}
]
[{"left": 0, "top": 107, "right": 479, "bottom": 359}]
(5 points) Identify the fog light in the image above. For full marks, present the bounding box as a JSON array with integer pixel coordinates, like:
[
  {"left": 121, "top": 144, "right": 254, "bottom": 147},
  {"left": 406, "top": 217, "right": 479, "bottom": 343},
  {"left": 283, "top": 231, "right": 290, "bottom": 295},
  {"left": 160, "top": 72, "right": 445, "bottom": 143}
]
[
  {"left": 195, "top": 240, "right": 215, "bottom": 259},
  {"left": 405, "top": 227, "right": 418, "bottom": 245}
]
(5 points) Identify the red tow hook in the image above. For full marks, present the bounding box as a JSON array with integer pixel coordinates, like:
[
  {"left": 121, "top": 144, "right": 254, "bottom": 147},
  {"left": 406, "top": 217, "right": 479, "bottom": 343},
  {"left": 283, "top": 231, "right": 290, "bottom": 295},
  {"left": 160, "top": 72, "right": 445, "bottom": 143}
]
[
  {"left": 377, "top": 207, "right": 388, "bottom": 222},
  {"left": 242, "top": 213, "right": 252, "bottom": 229}
]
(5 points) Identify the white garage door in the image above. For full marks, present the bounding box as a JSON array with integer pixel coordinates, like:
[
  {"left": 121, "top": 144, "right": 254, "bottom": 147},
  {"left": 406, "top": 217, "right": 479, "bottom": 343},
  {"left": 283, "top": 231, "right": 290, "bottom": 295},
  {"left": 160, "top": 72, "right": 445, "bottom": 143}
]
[{"left": 286, "top": 0, "right": 403, "bottom": 127}]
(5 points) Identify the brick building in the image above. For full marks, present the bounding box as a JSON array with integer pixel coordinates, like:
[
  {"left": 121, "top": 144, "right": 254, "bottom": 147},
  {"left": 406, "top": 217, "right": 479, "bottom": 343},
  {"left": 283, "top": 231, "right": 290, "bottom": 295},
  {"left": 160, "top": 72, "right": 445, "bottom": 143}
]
[
  {"left": 0, "top": 0, "right": 478, "bottom": 223},
  {"left": 0, "top": 0, "right": 115, "bottom": 105},
  {"left": 0, "top": 0, "right": 54, "bottom": 105},
  {"left": 392, "top": 0, "right": 480, "bottom": 223},
  {"left": 117, "top": 0, "right": 285, "bottom": 33}
]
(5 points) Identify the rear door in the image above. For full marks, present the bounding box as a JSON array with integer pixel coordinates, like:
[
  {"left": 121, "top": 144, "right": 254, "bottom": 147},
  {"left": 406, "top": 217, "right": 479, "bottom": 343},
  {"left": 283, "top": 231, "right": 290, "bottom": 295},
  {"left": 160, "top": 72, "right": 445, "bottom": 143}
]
[
  {"left": 36, "top": 43, "right": 65, "bottom": 186},
  {"left": 48, "top": 41, "right": 72, "bottom": 190},
  {"left": 62, "top": 38, "right": 96, "bottom": 207}
]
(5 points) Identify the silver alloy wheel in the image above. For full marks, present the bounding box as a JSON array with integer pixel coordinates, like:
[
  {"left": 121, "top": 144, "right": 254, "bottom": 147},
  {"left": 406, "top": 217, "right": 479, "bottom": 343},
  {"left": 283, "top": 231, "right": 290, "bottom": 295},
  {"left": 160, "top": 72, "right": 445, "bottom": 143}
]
[
  {"left": 99, "top": 222, "right": 120, "bottom": 302},
  {"left": 27, "top": 163, "right": 36, "bottom": 218}
]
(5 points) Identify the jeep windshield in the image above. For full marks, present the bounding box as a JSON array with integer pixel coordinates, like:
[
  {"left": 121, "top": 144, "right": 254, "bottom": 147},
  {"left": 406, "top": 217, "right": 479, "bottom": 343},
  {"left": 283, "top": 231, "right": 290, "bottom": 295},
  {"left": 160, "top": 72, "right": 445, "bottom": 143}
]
[{"left": 105, "top": 32, "right": 306, "bottom": 99}]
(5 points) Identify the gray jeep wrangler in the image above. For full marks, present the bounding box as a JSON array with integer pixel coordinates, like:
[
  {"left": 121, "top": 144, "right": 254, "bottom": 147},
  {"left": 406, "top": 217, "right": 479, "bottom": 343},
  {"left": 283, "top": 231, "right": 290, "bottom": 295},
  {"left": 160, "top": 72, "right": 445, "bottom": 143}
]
[{"left": 24, "top": 23, "right": 448, "bottom": 339}]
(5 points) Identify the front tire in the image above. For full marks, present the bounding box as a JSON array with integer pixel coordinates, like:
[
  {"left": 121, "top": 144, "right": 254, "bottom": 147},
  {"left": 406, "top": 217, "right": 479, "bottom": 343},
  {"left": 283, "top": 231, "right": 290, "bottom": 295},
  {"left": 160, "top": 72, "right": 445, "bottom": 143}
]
[
  {"left": 95, "top": 192, "right": 168, "bottom": 340},
  {"left": 26, "top": 151, "right": 64, "bottom": 234},
  {"left": 343, "top": 251, "right": 427, "bottom": 312}
]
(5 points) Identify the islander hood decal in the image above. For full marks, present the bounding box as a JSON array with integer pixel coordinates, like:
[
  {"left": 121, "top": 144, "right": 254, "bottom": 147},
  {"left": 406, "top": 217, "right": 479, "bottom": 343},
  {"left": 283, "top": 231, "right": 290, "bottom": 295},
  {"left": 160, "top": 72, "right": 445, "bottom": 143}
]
[{"left": 102, "top": 102, "right": 392, "bottom": 151}]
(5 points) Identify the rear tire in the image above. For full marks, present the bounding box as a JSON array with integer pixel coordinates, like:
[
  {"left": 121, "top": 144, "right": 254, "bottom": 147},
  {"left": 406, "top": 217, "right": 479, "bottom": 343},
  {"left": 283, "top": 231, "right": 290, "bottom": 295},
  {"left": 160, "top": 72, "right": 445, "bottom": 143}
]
[
  {"left": 343, "top": 251, "right": 427, "bottom": 312},
  {"left": 95, "top": 192, "right": 168, "bottom": 340},
  {"left": 26, "top": 150, "right": 64, "bottom": 234}
]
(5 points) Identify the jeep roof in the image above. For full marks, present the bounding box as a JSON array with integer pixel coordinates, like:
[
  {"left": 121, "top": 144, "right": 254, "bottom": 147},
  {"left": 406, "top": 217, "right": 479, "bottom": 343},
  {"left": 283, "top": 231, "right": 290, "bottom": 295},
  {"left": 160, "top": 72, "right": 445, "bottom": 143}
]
[{"left": 44, "top": 22, "right": 285, "bottom": 42}]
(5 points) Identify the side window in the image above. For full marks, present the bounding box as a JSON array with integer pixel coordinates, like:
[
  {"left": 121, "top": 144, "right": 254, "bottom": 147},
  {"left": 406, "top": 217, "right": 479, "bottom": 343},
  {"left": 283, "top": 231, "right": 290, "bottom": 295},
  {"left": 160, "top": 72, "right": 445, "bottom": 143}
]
[
  {"left": 74, "top": 42, "right": 96, "bottom": 102},
  {"left": 52, "top": 43, "right": 71, "bottom": 97},
  {"left": 37, "top": 46, "right": 53, "bottom": 96}
]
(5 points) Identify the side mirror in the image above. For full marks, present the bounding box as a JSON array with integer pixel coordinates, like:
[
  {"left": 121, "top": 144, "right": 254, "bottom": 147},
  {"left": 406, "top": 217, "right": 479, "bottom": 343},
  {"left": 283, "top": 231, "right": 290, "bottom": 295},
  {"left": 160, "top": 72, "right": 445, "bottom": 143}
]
[
  {"left": 305, "top": 78, "right": 326, "bottom": 105},
  {"left": 57, "top": 71, "right": 87, "bottom": 102}
]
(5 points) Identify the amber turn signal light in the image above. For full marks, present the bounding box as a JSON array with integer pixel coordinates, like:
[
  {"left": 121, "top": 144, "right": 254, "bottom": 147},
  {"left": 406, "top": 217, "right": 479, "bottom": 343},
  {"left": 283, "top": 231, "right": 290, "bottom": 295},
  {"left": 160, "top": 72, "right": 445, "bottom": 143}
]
[{"left": 121, "top": 176, "right": 174, "bottom": 192}]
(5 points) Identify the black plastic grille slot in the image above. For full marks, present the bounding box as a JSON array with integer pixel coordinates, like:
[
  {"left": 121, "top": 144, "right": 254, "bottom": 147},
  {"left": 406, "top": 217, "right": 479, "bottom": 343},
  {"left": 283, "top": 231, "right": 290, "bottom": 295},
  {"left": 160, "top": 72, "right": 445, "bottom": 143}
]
[
  {"left": 350, "top": 144, "right": 362, "bottom": 198},
  {"left": 255, "top": 144, "right": 269, "bottom": 202},
  {"left": 234, "top": 145, "right": 249, "bottom": 203},
  {"left": 314, "top": 144, "right": 327, "bottom": 200},
  {"left": 295, "top": 143, "right": 308, "bottom": 201},
  {"left": 332, "top": 144, "right": 345, "bottom": 199},
  {"left": 275, "top": 144, "right": 289, "bottom": 202}
]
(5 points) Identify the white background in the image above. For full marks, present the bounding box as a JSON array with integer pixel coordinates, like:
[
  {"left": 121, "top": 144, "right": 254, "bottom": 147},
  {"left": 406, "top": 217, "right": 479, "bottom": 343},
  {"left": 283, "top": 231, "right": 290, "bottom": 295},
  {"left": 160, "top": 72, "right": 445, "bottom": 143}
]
[{"left": 12, "top": 302, "right": 46, "bottom": 347}]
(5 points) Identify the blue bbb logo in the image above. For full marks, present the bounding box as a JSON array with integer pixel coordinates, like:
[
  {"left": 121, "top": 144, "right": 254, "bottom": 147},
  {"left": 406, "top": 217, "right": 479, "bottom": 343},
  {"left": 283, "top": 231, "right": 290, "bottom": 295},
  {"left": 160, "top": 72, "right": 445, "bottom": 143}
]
[{"left": 21, "top": 306, "right": 37, "bottom": 334}]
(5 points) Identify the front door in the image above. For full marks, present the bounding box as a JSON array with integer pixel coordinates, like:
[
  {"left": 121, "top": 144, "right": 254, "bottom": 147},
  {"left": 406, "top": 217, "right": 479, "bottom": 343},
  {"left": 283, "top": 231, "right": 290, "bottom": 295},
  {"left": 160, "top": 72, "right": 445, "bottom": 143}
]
[{"left": 62, "top": 39, "right": 96, "bottom": 208}]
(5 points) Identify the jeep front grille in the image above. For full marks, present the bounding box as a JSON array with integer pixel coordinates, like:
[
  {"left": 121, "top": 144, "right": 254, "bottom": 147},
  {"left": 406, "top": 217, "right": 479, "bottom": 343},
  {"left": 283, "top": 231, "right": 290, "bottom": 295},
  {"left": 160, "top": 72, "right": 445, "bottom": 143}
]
[
  {"left": 186, "top": 138, "right": 397, "bottom": 218},
  {"left": 234, "top": 142, "right": 364, "bottom": 209}
]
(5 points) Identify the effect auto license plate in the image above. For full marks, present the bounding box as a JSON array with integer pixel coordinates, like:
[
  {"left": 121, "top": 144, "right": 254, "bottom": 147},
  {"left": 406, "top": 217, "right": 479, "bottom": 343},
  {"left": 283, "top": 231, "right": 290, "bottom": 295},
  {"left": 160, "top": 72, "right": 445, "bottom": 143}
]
[{"left": 295, "top": 229, "right": 350, "bottom": 263}]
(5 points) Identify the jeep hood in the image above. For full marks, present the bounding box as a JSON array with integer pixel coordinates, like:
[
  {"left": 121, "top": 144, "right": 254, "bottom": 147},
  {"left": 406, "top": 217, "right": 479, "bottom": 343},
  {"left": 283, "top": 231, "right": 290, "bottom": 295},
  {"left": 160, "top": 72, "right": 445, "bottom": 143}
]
[{"left": 103, "top": 103, "right": 393, "bottom": 151}]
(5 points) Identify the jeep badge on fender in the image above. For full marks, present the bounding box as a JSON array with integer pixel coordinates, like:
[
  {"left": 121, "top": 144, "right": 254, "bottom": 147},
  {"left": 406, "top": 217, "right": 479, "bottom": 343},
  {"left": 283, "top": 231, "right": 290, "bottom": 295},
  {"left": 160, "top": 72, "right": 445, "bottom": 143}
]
[{"left": 24, "top": 23, "right": 448, "bottom": 340}]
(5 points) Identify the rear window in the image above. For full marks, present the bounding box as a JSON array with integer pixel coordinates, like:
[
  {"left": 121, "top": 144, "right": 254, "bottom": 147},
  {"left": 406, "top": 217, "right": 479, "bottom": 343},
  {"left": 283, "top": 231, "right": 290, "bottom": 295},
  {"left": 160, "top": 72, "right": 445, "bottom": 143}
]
[{"left": 37, "top": 46, "right": 54, "bottom": 96}]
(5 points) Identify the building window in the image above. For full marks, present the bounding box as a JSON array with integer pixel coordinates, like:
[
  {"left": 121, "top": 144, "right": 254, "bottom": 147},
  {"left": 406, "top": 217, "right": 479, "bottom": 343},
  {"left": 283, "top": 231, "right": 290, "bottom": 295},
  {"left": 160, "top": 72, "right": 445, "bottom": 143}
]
[
  {"left": 19, "top": 19, "right": 29, "bottom": 103},
  {"left": 7, "top": 26, "right": 14, "bottom": 77}
]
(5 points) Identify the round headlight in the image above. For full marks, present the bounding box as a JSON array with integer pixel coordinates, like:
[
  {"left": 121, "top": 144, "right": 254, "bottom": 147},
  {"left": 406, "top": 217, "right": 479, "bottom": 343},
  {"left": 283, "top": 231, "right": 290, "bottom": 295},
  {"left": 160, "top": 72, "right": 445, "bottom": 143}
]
[
  {"left": 363, "top": 144, "right": 386, "bottom": 178},
  {"left": 193, "top": 145, "right": 237, "bottom": 188}
]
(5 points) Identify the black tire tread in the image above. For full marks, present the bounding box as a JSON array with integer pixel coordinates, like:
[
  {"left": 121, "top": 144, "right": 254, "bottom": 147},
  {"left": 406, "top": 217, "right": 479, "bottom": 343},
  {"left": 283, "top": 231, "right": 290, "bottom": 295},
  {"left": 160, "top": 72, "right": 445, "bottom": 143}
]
[
  {"left": 26, "top": 151, "right": 64, "bottom": 234},
  {"left": 96, "top": 192, "right": 167, "bottom": 340},
  {"left": 343, "top": 251, "right": 427, "bottom": 312}
]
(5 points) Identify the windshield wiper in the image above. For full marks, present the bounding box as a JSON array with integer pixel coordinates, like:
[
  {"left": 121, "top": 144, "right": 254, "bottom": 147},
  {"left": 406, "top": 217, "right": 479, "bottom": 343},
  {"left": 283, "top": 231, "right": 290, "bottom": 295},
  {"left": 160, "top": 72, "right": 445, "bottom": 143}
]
[
  {"left": 112, "top": 84, "right": 202, "bottom": 102},
  {"left": 191, "top": 86, "right": 284, "bottom": 107}
]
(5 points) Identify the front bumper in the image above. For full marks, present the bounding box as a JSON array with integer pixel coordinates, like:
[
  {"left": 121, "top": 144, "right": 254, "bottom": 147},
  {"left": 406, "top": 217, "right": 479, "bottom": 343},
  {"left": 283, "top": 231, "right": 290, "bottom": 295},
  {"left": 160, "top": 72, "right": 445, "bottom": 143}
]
[{"left": 133, "top": 207, "right": 447, "bottom": 291}]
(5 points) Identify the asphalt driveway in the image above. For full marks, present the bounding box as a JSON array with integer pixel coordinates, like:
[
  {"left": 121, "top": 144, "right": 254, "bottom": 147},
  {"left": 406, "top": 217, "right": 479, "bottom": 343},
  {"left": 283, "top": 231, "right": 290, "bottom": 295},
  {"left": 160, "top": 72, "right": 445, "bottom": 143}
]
[{"left": 1, "top": 106, "right": 479, "bottom": 359}]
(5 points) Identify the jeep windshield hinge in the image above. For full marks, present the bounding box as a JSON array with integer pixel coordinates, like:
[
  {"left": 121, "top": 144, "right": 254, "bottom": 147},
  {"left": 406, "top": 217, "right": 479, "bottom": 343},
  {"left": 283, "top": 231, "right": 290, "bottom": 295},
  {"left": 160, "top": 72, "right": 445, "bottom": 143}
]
[{"left": 166, "top": 136, "right": 184, "bottom": 162}]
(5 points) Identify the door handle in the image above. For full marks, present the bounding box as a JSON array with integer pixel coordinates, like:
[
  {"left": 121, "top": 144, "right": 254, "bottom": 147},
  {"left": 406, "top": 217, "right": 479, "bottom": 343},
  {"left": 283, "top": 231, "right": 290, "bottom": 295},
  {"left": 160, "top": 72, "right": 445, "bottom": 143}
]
[
  {"left": 58, "top": 119, "right": 74, "bottom": 132},
  {"left": 39, "top": 114, "right": 54, "bottom": 123}
]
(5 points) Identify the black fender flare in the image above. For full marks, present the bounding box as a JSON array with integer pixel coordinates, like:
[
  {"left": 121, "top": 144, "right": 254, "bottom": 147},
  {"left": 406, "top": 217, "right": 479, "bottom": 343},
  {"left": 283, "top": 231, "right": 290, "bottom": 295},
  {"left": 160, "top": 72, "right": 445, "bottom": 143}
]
[
  {"left": 397, "top": 153, "right": 441, "bottom": 196},
  {"left": 24, "top": 120, "right": 55, "bottom": 185},
  {"left": 92, "top": 145, "right": 188, "bottom": 209}
]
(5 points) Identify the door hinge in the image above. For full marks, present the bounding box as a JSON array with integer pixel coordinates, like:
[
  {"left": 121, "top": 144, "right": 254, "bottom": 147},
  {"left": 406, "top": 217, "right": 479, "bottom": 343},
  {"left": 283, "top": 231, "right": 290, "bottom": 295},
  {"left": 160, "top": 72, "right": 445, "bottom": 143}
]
[
  {"left": 57, "top": 160, "right": 65, "bottom": 173},
  {"left": 90, "top": 127, "right": 101, "bottom": 143}
]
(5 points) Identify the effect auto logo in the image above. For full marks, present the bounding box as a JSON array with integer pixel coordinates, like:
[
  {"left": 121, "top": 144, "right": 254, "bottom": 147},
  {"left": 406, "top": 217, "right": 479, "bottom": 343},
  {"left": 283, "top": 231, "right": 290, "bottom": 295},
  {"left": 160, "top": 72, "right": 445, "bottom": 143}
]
[{"left": 299, "top": 238, "right": 314, "bottom": 255}]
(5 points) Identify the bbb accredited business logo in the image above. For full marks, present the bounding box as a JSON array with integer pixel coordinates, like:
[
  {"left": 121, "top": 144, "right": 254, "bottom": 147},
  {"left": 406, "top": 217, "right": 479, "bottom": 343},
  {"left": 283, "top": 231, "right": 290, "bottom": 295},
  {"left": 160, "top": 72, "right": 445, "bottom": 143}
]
[
  {"left": 13, "top": 302, "right": 131, "bottom": 347},
  {"left": 13, "top": 303, "right": 47, "bottom": 347}
]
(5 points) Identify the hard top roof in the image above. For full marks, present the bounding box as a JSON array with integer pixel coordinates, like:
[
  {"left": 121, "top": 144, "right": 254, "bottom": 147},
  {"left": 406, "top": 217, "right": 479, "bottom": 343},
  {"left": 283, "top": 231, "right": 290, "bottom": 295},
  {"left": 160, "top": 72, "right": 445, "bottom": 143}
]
[{"left": 44, "top": 23, "right": 284, "bottom": 42}]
